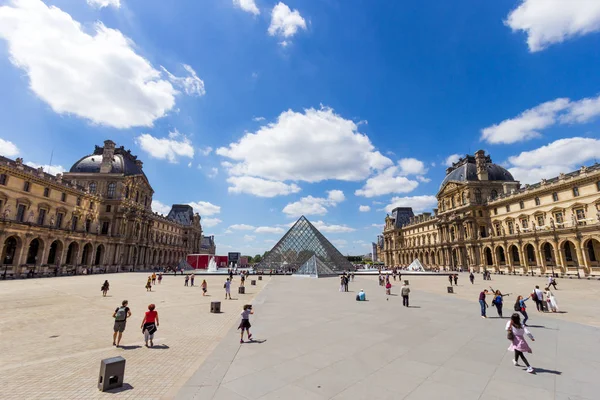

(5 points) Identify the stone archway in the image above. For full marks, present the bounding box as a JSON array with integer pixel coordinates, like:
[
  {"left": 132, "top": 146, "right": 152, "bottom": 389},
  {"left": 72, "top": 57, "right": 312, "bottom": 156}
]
[
  {"left": 81, "top": 243, "right": 93, "bottom": 266},
  {"left": 524, "top": 243, "right": 536, "bottom": 267},
  {"left": 2, "top": 236, "right": 21, "bottom": 265},
  {"left": 509, "top": 245, "right": 520, "bottom": 267},
  {"left": 585, "top": 238, "right": 600, "bottom": 270},
  {"left": 65, "top": 242, "right": 79, "bottom": 265},
  {"left": 495, "top": 246, "right": 506, "bottom": 269},
  {"left": 541, "top": 242, "right": 556, "bottom": 267},
  {"left": 561, "top": 240, "right": 579, "bottom": 268},
  {"left": 94, "top": 245, "right": 104, "bottom": 266},
  {"left": 26, "top": 238, "right": 44, "bottom": 265},
  {"left": 484, "top": 247, "right": 493, "bottom": 266},
  {"left": 47, "top": 240, "right": 63, "bottom": 265}
]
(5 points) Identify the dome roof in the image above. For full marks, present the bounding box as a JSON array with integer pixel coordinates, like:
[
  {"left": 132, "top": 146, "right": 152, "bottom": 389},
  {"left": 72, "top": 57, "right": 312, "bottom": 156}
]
[
  {"left": 440, "top": 157, "right": 515, "bottom": 189},
  {"left": 70, "top": 153, "right": 144, "bottom": 176}
]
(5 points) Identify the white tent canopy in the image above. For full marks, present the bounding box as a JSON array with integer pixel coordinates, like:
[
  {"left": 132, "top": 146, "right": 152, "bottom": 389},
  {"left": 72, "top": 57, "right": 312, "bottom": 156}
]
[{"left": 407, "top": 258, "right": 425, "bottom": 272}]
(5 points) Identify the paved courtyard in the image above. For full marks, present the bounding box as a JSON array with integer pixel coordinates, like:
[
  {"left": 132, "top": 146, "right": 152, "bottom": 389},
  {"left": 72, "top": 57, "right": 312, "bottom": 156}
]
[
  {"left": 177, "top": 273, "right": 600, "bottom": 400},
  {"left": 0, "top": 272, "right": 269, "bottom": 400}
]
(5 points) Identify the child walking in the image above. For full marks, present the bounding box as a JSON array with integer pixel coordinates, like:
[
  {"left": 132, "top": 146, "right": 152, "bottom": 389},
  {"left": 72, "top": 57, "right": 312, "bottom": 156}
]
[
  {"left": 238, "top": 304, "right": 253, "bottom": 344},
  {"left": 506, "top": 313, "right": 535, "bottom": 373}
]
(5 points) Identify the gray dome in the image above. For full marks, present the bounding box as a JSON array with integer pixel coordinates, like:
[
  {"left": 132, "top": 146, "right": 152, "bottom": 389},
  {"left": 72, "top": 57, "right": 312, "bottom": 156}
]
[
  {"left": 70, "top": 154, "right": 144, "bottom": 176},
  {"left": 440, "top": 162, "right": 514, "bottom": 189}
]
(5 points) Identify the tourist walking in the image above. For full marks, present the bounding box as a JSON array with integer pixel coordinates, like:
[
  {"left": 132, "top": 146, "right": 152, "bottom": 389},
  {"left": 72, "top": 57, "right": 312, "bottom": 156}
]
[
  {"left": 151, "top": 273, "right": 157, "bottom": 285},
  {"left": 240, "top": 274, "right": 245, "bottom": 287},
  {"left": 479, "top": 289, "right": 489, "bottom": 318},
  {"left": 140, "top": 304, "right": 159, "bottom": 347},
  {"left": 401, "top": 282, "right": 410, "bottom": 307},
  {"left": 184, "top": 274, "right": 189, "bottom": 287},
  {"left": 545, "top": 287, "right": 559, "bottom": 312},
  {"left": 158, "top": 273, "right": 163, "bottom": 284},
  {"left": 351, "top": 272, "right": 355, "bottom": 282},
  {"left": 385, "top": 280, "right": 392, "bottom": 295},
  {"left": 146, "top": 276, "right": 152, "bottom": 292},
  {"left": 112, "top": 300, "right": 131, "bottom": 347},
  {"left": 469, "top": 272, "right": 474, "bottom": 284},
  {"left": 506, "top": 313, "right": 535, "bottom": 373},
  {"left": 101, "top": 280, "right": 110, "bottom": 297},
  {"left": 224, "top": 278, "right": 232, "bottom": 300},
  {"left": 514, "top": 295, "right": 530, "bottom": 326},
  {"left": 340, "top": 275, "right": 345, "bottom": 292},
  {"left": 453, "top": 274, "right": 458, "bottom": 285},
  {"left": 448, "top": 275, "right": 453, "bottom": 286},
  {"left": 201, "top": 279, "right": 207, "bottom": 296},
  {"left": 238, "top": 304, "right": 254, "bottom": 343},
  {"left": 548, "top": 276, "right": 558, "bottom": 290},
  {"left": 533, "top": 286, "right": 545, "bottom": 312},
  {"left": 190, "top": 274, "right": 195, "bottom": 286}
]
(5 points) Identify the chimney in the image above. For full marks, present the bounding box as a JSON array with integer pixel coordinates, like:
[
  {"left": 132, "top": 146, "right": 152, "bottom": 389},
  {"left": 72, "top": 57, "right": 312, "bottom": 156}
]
[
  {"left": 100, "top": 140, "right": 116, "bottom": 174},
  {"left": 475, "top": 150, "right": 488, "bottom": 181}
]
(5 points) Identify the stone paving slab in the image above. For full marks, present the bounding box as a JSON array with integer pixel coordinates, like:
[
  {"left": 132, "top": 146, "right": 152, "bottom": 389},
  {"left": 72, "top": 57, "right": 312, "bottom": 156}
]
[
  {"left": 177, "top": 275, "right": 600, "bottom": 400},
  {"left": 0, "top": 272, "right": 269, "bottom": 399}
]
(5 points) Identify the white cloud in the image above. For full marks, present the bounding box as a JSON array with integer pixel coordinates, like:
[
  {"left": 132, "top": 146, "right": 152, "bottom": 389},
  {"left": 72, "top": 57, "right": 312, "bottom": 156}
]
[
  {"left": 233, "top": 0, "right": 260, "bottom": 15},
  {"left": 481, "top": 95, "right": 600, "bottom": 144},
  {"left": 25, "top": 162, "right": 66, "bottom": 175},
  {"left": 282, "top": 190, "right": 345, "bottom": 217},
  {"left": 507, "top": 137, "right": 600, "bottom": 184},
  {"left": 161, "top": 64, "right": 205, "bottom": 97},
  {"left": 202, "top": 218, "right": 222, "bottom": 228},
  {"left": 359, "top": 205, "right": 371, "bottom": 212},
  {"left": 188, "top": 201, "right": 221, "bottom": 216},
  {"left": 371, "top": 223, "right": 384, "bottom": 228},
  {"left": 243, "top": 234, "right": 256, "bottom": 242},
  {"left": 136, "top": 130, "right": 194, "bottom": 163},
  {"left": 199, "top": 146, "right": 213, "bottom": 156},
  {"left": 187, "top": 162, "right": 192, "bottom": 168},
  {"left": 253, "top": 116, "right": 265, "bottom": 122},
  {"left": 331, "top": 239, "right": 347, "bottom": 247},
  {"left": 87, "top": 0, "right": 120, "bottom": 9},
  {"left": 255, "top": 226, "right": 284, "bottom": 234},
  {"left": 311, "top": 220, "right": 355, "bottom": 233},
  {"left": 268, "top": 2, "right": 306, "bottom": 38},
  {"left": 445, "top": 154, "right": 461, "bottom": 167},
  {"left": 226, "top": 176, "right": 301, "bottom": 197},
  {"left": 505, "top": 0, "right": 600, "bottom": 52},
  {"left": 0, "top": 0, "right": 178, "bottom": 129},
  {"left": 398, "top": 158, "right": 427, "bottom": 175},
  {"left": 384, "top": 195, "right": 438, "bottom": 214},
  {"left": 217, "top": 106, "right": 392, "bottom": 186},
  {"left": 0, "top": 138, "right": 19, "bottom": 157},
  {"left": 152, "top": 200, "right": 171, "bottom": 215},
  {"left": 416, "top": 176, "right": 431, "bottom": 183},
  {"left": 229, "top": 224, "right": 256, "bottom": 230},
  {"left": 355, "top": 166, "right": 419, "bottom": 198},
  {"left": 264, "top": 239, "right": 276, "bottom": 243},
  {"left": 208, "top": 167, "right": 219, "bottom": 178},
  {"left": 279, "top": 40, "right": 290, "bottom": 48}
]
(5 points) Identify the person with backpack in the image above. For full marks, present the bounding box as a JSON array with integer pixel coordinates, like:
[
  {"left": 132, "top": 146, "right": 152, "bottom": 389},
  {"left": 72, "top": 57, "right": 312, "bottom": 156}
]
[
  {"left": 514, "top": 295, "right": 530, "bottom": 326},
  {"left": 112, "top": 300, "right": 131, "bottom": 347},
  {"left": 506, "top": 313, "right": 535, "bottom": 373},
  {"left": 533, "top": 286, "right": 545, "bottom": 312}
]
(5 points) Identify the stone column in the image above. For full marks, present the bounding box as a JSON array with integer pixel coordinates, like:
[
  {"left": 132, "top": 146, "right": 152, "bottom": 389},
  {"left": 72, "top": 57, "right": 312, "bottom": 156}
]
[
  {"left": 575, "top": 238, "right": 587, "bottom": 276},
  {"left": 553, "top": 241, "right": 563, "bottom": 274},
  {"left": 535, "top": 245, "right": 545, "bottom": 274}
]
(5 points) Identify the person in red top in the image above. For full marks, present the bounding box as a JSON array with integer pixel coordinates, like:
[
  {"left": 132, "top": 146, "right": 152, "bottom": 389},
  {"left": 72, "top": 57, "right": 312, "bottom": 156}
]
[{"left": 141, "top": 304, "right": 159, "bottom": 347}]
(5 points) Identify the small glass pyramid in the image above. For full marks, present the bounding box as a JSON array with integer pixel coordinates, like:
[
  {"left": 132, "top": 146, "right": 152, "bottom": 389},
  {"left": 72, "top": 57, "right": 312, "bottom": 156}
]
[
  {"left": 257, "top": 216, "right": 354, "bottom": 273},
  {"left": 295, "top": 255, "right": 337, "bottom": 277}
]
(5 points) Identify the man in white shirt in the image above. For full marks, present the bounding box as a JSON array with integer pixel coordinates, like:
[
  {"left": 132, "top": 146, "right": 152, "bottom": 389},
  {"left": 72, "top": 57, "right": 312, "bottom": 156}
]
[{"left": 534, "top": 285, "right": 545, "bottom": 312}]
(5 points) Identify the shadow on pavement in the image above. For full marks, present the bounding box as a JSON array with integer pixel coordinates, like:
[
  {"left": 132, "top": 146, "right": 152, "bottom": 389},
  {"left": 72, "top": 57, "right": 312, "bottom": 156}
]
[
  {"left": 533, "top": 367, "right": 562, "bottom": 375},
  {"left": 106, "top": 383, "right": 134, "bottom": 393},
  {"left": 119, "top": 345, "right": 142, "bottom": 350},
  {"left": 149, "top": 344, "right": 170, "bottom": 349}
]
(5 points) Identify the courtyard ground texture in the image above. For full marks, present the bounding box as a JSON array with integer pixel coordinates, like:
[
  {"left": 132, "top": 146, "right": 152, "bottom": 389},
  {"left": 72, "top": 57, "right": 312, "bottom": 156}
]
[
  {"left": 176, "top": 273, "right": 600, "bottom": 400},
  {"left": 0, "top": 272, "right": 269, "bottom": 400}
]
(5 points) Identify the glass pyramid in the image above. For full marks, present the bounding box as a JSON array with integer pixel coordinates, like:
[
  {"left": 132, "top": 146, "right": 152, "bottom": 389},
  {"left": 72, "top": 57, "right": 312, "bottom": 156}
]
[
  {"left": 257, "top": 216, "right": 355, "bottom": 273},
  {"left": 295, "top": 255, "right": 337, "bottom": 277}
]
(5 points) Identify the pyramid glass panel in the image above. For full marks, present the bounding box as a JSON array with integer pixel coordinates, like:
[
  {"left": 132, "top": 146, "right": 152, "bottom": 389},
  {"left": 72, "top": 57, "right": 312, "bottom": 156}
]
[
  {"left": 295, "top": 255, "right": 337, "bottom": 277},
  {"left": 257, "top": 216, "right": 355, "bottom": 272}
]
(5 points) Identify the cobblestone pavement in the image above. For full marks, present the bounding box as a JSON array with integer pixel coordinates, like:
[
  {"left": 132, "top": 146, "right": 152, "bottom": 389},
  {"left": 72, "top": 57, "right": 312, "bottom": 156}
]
[{"left": 0, "top": 272, "right": 269, "bottom": 400}]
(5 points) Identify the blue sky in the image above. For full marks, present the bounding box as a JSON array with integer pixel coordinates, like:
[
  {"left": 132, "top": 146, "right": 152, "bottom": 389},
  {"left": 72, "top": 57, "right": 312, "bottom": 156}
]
[{"left": 1, "top": 0, "right": 600, "bottom": 256}]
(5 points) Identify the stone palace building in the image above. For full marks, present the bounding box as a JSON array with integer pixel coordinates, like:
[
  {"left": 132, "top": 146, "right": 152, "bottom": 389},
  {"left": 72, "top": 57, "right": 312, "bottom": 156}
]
[
  {"left": 0, "top": 140, "right": 215, "bottom": 277},
  {"left": 382, "top": 150, "right": 600, "bottom": 276}
]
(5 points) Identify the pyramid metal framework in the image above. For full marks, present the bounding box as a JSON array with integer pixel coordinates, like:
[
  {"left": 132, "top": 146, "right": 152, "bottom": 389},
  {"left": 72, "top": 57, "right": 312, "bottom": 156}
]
[
  {"left": 295, "top": 255, "right": 337, "bottom": 277},
  {"left": 407, "top": 258, "right": 425, "bottom": 272},
  {"left": 257, "top": 216, "right": 355, "bottom": 272}
]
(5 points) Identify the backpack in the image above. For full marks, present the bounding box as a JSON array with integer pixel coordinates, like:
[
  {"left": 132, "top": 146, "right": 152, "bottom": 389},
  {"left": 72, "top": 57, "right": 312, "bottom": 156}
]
[
  {"left": 531, "top": 291, "right": 538, "bottom": 301},
  {"left": 514, "top": 302, "right": 520, "bottom": 312},
  {"left": 115, "top": 307, "right": 127, "bottom": 321}
]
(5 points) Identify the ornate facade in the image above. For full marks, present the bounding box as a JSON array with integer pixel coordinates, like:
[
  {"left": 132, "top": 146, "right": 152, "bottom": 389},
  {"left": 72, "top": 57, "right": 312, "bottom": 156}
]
[
  {"left": 0, "top": 140, "right": 215, "bottom": 277},
  {"left": 382, "top": 150, "right": 600, "bottom": 276}
]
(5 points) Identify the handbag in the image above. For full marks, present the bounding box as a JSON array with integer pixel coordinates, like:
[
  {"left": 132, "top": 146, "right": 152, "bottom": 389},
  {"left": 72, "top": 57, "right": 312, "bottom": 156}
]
[{"left": 507, "top": 322, "right": 514, "bottom": 341}]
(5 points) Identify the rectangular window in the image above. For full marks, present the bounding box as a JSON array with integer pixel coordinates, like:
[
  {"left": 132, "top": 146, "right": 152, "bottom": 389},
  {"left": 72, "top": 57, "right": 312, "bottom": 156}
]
[
  {"left": 597, "top": 181, "right": 600, "bottom": 192},
  {"left": 506, "top": 205, "right": 510, "bottom": 212},
  {"left": 101, "top": 221, "right": 110, "bottom": 235},
  {"left": 43, "top": 187, "right": 50, "bottom": 198},
  {"left": 576, "top": 209, "right": 586, "bottom": 220},
  {"left": 573, "top": 187, "right": 580, "bottom": 197},
  {"left": 508, "top": 221, "right": 514, "bottom": 235},
  {"left": 71, "top": 216, "right": 78, "bottom": 231},
  {"left": 56, "top": 213, "right": 64, "bottom": 228},
  {"left": 16, "top": 204, "right": 26, "bottom": 222},
  {"left": 107, "top": 183, "right": 116, "bottom": 199},
  {"left": 535, "top": 197, "right": 540, "bottom": 206},
  {"left": 0, "top": 173, "right": 7, "bottom": 185},
  {"left": 61, "top": 193, "right": 66, "bottom": 202},
  {"left": 494, "top": 208, "right": 498, "bottom": 215},
  {"left": 475, "top": 192, "right": 482, "bottom": 204},
  {"left": 552, "top": 192, "right": 558, "bottom": 202},
  {"left": 555, "top": 212, "right": 563, "bottom": 224},
  {"left": 23, "top": 181, "right": 30, "bottom": 192},
  {"left": 85, "top": 219, "right": 91, "bottom": 232},
  {"left": 37, "top": 209, "right": 47, "bottom": 225},
  {"left": 519, "top": 201, "right": 524, "bottom": 209},
  {"left": 0, "top": 199, "right": 3, "bottom": 212},
  {"left": 89, "top": 201, "right": 94, "bottom": 210},
  {"left": 537, "top": 215, "right": 544, "bottom": 227},
  {"left": 106, "top": 205, "right": 111, "bottom": 212},
  {"left": 76, "top": 197, "right": 81, "bottom": 206},
  {"left": 521, "top": 219, "right": 528, "bottom": 229}
]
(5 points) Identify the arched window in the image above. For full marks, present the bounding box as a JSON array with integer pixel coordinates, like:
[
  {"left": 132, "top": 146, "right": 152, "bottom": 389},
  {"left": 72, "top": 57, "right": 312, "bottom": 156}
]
[
  {"left": 125, "top": 186, "right": 130, "bottom": 199},
  {"left": 107, "top": 182, "right": 116, "bottom": 199},
  {"left": 535, "top": 197, "right": 540, "bottom": 206},
  {"left": 89, "top": 182, "right": 97, "bottom": 194},
  {"left": 461, "top": 192, "right": 467, "bottom": 205},
  {"left": 490, "top": 189, "right": 498, "bottom": 200},
  {"left": 475, "top": 189, "right": 482, "bottom": 204}
]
